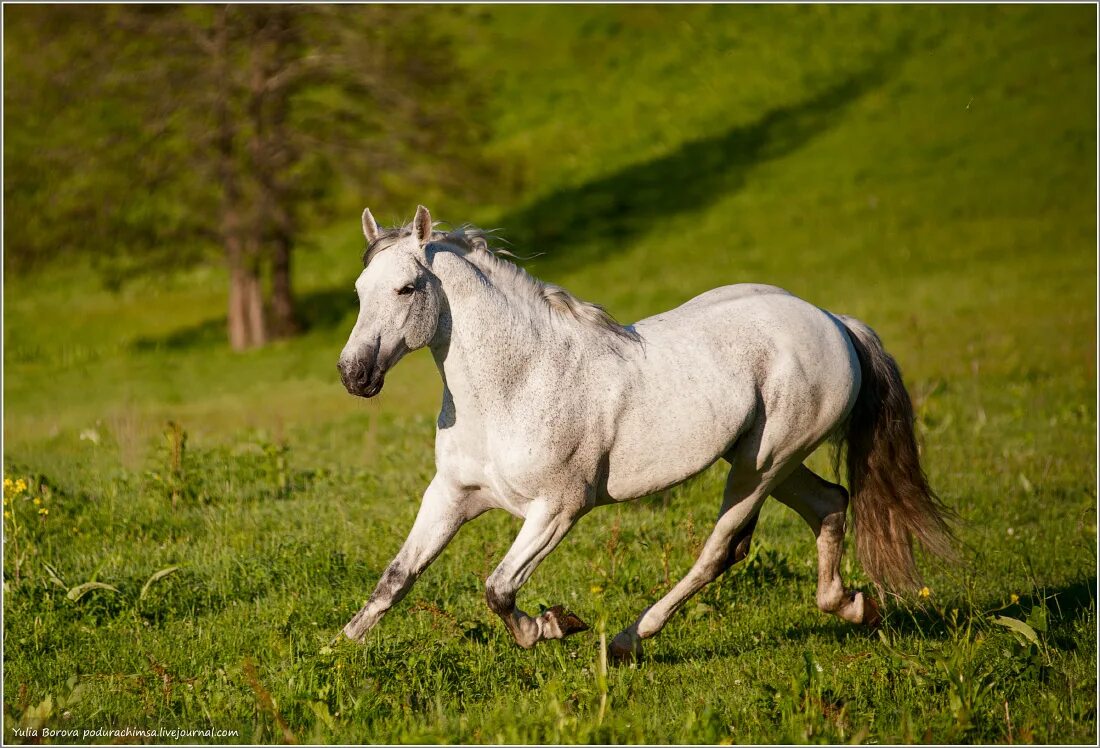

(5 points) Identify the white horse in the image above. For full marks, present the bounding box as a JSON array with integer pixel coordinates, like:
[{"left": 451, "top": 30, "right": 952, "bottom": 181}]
[{"left": 337, "top": 205, "right": 954, "bottom": 660}]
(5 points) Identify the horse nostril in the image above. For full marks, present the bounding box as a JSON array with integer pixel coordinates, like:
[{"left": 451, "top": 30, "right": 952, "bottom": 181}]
[{"left": 338, "top": 355, "right": 378, "bottom": 394}]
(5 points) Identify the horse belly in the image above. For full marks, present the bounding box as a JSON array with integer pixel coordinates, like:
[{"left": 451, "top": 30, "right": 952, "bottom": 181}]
[{"left": 603, "top": 380, "right": 755, "bottom": 500}]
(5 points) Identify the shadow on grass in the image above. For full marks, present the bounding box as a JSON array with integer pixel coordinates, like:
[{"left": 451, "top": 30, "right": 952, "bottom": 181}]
[
  {"left": 644, "top": 576, "right": 1096, "bottom": 665},
  {"left": 130, "top": 286, "right": 357, "bottom": 352},
  {"left": 869, "top": 576, "right": 1097, "bottom": 645},
  {"left": 496, "top": 53, "right": 903, "bottom": 276},
  {"left": 130, "top": 47, "right": 906, "bottom": 354}
]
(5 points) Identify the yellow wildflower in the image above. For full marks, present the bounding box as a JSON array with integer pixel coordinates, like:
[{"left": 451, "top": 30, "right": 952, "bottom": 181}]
[
  {"left": 32, "top": 497, "right": 41, "bottom": 506},
  {"left": 3, "top": 511, "right": 10, "bottom": 519},
  {"left": 919, "top": 586, "right": 931, "bottom": 599},
  {"left": 38, "top": 507, "right": 48, "bottom": 517},
  {"left": 1010, "top": 593, "right": 1019, "bottom": 604},
  {"left": 5, "top": 477, "right": 27, "bottom": 499}
]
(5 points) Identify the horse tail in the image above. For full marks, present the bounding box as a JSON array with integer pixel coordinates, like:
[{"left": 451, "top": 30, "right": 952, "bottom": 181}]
[{"left": 835, "top": 315, "right": 957, "bottom": 593}]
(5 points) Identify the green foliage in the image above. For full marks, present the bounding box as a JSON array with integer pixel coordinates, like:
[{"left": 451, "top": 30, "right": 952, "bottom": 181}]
[
  {"left": 3, "top": 4, "right": 1096, "bottom": 745},
  {"left": 3, "top": 5, "right": 494, "bottom": 283},
  {"left": 145, "top": 423, "right": 313, "bottom": 506},
  {"left": 3, "top": 6, "right": 217, "bottom": 279},
  {"left": 3, "top": 676, "right": 86, "bottom": 737},
  {"left": 758, "top": 650, "right": 857, "bottom": 744}
]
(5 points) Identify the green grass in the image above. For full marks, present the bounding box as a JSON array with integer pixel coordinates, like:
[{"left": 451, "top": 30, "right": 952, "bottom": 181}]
[{"left": 4, "top": 5, "right": 1097, "bottom": 744}]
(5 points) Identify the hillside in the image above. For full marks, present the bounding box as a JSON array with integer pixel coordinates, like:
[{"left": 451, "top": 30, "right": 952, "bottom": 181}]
[{"left": 3, "top": 5, "right": 1096, "bottom": 743}]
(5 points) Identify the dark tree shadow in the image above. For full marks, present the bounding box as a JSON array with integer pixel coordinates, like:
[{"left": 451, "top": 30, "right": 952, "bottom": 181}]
[
  {"left": 130, "top": 286, "right": 357, "bottom": 352},
  {"left": 294, "top": 286, "right": 358, "bottom": 333},
  {"left": 860, "top": 576, "right": 1098, "bottom": 646},
  {"left": 497, "top": 54, "right": 903, "bottom": 276},
  {"left": 131, "top": 317, "right": 224, "bottom": 352},
  {"left": 132, "top": 47, "right": 910, "bottom": 353}
]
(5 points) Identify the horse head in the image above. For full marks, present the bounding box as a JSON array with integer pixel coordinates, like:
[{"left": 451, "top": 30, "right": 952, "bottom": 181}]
[{"left": 338, "top": 205, "right": 444, "bottom": 398}]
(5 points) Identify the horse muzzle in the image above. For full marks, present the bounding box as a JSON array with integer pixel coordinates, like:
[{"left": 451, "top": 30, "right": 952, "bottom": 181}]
[{"left": 338, "top": 357, "right": 386, "bottom": 398}]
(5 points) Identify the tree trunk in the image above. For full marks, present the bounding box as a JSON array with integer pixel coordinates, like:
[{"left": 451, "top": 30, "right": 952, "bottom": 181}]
[
  {"left": 249, "top": 9, "right": 299, "bottom": 340},
  {"left": 245, "top": 270, "right": 268, "bottom": 345},
  {"left": 215, "top": 6, "right": 262, "bottom": 351},
  {"left": 227, "top": 239, "right": 250, "bottom": 351},
  {"left": 270, "top": 228, "right": 298, "bottom": 337},
  {"left": 242, "top": 226, "right": 268, "bottom": 348},
  {"left": 227, "top": 242, "right": 267, "bottom": 350}
]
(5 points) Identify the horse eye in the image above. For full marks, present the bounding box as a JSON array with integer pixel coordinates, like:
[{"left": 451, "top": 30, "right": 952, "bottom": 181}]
[{"left": 396, "top": 283, "right": 416, "bottom": 296}]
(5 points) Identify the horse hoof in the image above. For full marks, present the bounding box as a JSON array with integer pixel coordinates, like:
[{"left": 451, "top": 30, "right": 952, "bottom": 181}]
[
  {"left": 545, "top": 605, "right": 590, "bottom": 637},
  {"left": 608, "top": 632, "right": 643, "bottom": 665},
  {"left": 862, "top": 595, "right": 882, "bottom": 628}
]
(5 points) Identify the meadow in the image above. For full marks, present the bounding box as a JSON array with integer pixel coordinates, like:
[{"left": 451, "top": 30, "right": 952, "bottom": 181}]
[{"left": 3, "top": 5, "right": 1097, "bottom": 744}]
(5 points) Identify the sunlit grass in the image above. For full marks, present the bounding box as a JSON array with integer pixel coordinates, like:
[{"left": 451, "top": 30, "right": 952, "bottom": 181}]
[{"left": 3, "top": 4, "right": 1096, "bottom": 744}]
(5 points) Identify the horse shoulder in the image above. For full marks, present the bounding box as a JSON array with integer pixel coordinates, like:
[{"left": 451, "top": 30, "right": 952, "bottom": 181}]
[{"left": 432, "top": 381, "right": 607, "bottom": 513}]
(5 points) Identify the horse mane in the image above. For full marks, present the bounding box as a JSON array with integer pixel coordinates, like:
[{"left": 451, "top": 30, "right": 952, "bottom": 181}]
[{"left": 364, "top": 221, "right": 641, "bottom": 343}]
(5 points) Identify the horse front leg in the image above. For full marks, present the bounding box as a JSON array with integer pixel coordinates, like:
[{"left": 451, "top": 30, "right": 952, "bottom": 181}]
[
  {"left": 342, "top": 477, "right": 473, "bottom": 642},
  {"left": 485, "top": 499, "right": 590, "bottom": 649}
]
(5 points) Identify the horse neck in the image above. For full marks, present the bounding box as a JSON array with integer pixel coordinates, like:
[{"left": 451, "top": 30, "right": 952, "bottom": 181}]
[{"left": 428, "top": 253, "right": 571, "bottom": 410}]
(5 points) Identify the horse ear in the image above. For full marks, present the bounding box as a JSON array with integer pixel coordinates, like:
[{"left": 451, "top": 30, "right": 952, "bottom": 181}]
[
  {"left": 413, "top": 205, "right": 433, "bottom": 244},
  {"left": 362, "top": 208, "right": 380, "bottom": 244}
]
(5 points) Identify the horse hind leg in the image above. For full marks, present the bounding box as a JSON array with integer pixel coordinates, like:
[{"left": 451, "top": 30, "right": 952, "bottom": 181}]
[
  {"left": 719, "top": 511, "right": 759, "bottom": 573},
  {"left": 771, "top": 464, "right": 880, "bottom": 626}
]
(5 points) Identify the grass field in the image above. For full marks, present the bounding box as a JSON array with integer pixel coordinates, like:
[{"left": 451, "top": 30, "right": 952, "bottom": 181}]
[{"left": 3, "top": 5, "right": 1097, "bottom": 744}]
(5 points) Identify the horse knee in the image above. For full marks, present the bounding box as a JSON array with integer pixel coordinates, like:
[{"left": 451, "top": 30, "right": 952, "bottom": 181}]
[{"left": 484, "top": 573, "right": 515, "bottom": 616}]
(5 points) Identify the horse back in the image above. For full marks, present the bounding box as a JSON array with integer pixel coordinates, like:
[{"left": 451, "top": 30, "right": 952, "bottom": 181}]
[{"left": 602, "top": 285, "right": 858, "bottom": 500}]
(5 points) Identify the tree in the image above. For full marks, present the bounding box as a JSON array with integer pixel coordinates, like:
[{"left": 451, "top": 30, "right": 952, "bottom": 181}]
[
  {"left": 3, "top": 7, "right": 215, "bottom": 283},
  {"left": 3, "top": 5, "right": 492, "bottom": 349}
]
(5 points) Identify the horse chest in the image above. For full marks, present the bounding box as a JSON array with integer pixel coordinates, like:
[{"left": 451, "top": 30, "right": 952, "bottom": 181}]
[{"left": 435, "top": 412, "right": 596, "bottom": 514}]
